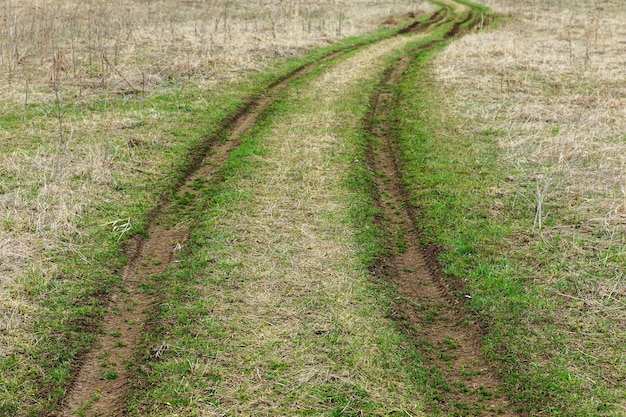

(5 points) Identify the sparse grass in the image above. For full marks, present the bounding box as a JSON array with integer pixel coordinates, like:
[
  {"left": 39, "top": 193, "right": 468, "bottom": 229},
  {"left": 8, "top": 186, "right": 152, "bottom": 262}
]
[
  {"left": 129, "top": 33, "right": 434, "bottom": 416},
  {"left": 395, "top": 1, "right": 626, "bottom": 414}
]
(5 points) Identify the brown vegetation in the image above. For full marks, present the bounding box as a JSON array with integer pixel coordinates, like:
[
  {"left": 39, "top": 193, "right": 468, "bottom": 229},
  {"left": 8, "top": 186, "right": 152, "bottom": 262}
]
[{"left": 0, "top": 0, "right": 430, "bottom": 100}]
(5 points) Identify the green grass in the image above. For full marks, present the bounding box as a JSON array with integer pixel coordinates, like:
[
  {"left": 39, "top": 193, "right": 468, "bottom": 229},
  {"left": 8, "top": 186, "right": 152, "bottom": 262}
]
[{"left": 394, "top": 31, "right": 625, "bottom": 416}]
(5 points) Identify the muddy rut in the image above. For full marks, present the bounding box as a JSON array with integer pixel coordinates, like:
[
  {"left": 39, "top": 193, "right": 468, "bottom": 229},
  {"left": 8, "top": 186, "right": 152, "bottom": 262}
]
[
  {"left": 365, "top": 35, "right": 517, "bottom": 417},
  {"left": 57, "top": 3, "right": 517, "bottom": 416}
]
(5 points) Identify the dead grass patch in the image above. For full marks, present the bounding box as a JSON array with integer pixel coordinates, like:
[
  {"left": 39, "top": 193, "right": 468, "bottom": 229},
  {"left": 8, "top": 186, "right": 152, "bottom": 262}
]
[{"left": 0, "top": 0, "right": 433, "bottom": 102}]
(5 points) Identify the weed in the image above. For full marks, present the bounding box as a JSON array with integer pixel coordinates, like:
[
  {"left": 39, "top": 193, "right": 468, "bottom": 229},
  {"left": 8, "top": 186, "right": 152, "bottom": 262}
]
[
  {"left": 444, "top": 336, "right": 459, "bottom": 350},
  {"left": 100, "top": 371, "right": 119, "bottom": 380}
]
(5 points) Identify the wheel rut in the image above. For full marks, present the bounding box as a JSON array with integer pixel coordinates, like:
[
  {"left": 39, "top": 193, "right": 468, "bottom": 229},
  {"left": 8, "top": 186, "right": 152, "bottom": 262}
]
[{"left": 366, "top": 18, "right": 520, "bottom": 417}]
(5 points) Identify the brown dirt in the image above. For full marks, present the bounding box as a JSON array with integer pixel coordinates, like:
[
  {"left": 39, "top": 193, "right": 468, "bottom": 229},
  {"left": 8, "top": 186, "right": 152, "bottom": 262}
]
[
  {"left": 365, "top": 27, "right": 520, "bottom": 417},
  {"left": 399, "top": 7, "right": 448, "bottom": 34}
]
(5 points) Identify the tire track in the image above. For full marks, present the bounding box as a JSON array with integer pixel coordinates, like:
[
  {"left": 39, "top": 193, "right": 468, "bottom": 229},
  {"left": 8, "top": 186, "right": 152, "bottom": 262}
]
[
  {"left": 56, "top": 10, "right": 447, "bottom": 417},
  {"left": 57, "top": 49, "right": 352, "bottom": 417},
  {"left": 365, "top": 9, "right": 520, "bottom": 417}
]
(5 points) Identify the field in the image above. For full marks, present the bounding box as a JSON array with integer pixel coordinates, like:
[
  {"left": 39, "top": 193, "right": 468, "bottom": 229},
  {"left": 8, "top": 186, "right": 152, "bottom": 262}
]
[
  {"left": 0, "top": 0, "right": 430, "bottom": 413},
  {"left": 1, "top": 0, "right": 625, "bottom": 415},
  {"left": 426, "top": 0, "right": 626, "bottom": 413}
]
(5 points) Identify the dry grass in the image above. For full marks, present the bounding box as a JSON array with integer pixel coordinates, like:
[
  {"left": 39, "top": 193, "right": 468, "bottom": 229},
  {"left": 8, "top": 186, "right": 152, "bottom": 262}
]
[
  {"left": 0, "top": 0, "right": 429, "bottom": 101},
  {"left": 433, "top": 0, "right": 626, "bottom": 412},
  {"left": 0, "top": 102, "right": 169, "bottom": 409},
  {"left": 437, "top": 0, "right": 626, "bottom": 227}
]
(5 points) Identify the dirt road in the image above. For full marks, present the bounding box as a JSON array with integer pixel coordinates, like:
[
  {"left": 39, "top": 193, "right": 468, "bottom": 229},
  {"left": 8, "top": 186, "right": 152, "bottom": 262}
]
[{"left": 58, "top": 3, "right": 517, "bottom": 416}]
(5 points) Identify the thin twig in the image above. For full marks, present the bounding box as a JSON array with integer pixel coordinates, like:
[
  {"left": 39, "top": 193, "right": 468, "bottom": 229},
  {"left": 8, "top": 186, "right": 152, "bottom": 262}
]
[{"left": 102, "top": 52, "right": 139, "bottom": 93}]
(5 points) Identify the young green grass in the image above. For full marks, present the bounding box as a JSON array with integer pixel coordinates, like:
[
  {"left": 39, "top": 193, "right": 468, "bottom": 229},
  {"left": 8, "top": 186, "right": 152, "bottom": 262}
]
[
  {"left": 395, "top": 8, "right": 626, "bottom": 413},
  {"left": 129, "top": 33, "right": 436, "bottom": 417}
]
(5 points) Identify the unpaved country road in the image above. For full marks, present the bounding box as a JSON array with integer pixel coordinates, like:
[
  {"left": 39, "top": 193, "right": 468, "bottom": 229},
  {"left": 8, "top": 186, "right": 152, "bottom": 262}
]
[
  {"left": 57, "top": 3, "right": 519, "bottom": 416},
  {"left": 59, "top": 49, "right": 347, "bottom": 417}
]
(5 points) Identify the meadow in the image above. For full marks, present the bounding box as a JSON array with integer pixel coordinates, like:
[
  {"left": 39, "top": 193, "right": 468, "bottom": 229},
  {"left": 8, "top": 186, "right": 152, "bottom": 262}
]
[
  {"left": 2, "top": 0, "right": 626, "bottom": 415},
  {"left": 0, "top": 0, "right": 431, "bottom": 414}
]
